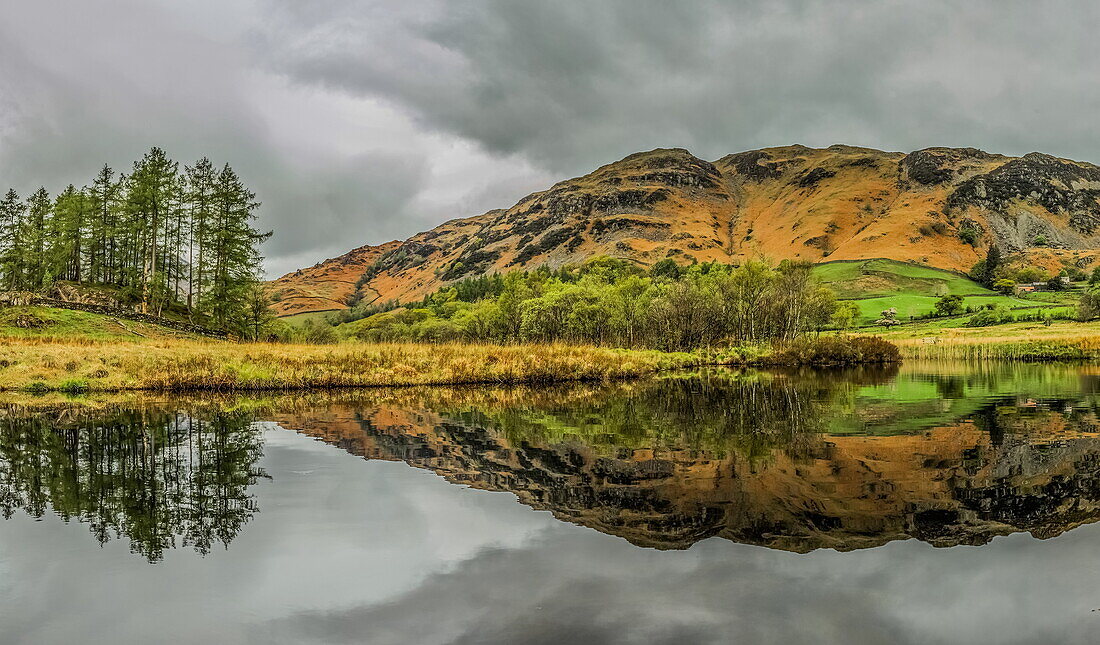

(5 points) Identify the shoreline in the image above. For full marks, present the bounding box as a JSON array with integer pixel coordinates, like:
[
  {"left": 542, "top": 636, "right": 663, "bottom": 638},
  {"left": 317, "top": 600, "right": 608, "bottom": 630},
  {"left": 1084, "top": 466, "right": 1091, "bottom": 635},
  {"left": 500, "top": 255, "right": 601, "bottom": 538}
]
[
  {"left": 0, "top": 336, "right": 899, "bottom": 394},
  {"left": 0, "top": 332, "right": 1094, "bottom": 394}
]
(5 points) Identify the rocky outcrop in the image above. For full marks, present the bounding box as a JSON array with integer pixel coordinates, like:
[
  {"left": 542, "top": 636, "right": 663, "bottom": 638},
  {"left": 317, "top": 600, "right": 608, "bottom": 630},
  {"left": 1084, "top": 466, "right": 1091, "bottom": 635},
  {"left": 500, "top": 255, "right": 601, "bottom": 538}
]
[{"left": 948, "top": 152, "right": 1100, "bottom": 243}]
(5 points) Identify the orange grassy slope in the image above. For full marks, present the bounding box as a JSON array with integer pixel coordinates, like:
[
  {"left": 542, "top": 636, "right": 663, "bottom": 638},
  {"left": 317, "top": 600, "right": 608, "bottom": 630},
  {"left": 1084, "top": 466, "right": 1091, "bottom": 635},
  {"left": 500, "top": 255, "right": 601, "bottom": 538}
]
[
  {"left": 266, "top": 240, "right": 401, "bottom": 316},
  {"left": 272, "top": 145, "right": 1100, "bottom": 315}
]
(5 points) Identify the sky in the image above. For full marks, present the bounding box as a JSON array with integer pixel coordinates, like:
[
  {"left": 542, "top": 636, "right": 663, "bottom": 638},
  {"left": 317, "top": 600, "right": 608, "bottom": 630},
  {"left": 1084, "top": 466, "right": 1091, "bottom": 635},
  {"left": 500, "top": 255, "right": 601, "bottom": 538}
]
[{"left": 3, "top": 1, "right": 1100, "bottom": 278}]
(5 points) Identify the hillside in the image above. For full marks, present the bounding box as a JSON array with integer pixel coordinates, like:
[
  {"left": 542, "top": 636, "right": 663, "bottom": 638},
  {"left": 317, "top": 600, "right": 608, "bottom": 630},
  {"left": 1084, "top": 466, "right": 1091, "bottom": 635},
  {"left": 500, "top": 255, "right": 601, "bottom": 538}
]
[
  {"left": 267, "top": 241, "right": 402, "bottom": 317},
  {"left": 271, "top": 145, "right": 1100, "bottom": 315}
]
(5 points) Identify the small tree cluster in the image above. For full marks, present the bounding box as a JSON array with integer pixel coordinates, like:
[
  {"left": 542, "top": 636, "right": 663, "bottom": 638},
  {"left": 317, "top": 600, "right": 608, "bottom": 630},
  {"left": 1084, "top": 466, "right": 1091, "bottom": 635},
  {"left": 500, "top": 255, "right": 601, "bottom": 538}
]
[
  {"left": 340, "top": 258, "right": 839, "bottom": 351},
  {"left": 0, "top": 148, "right": 270, "bottom": 334}
]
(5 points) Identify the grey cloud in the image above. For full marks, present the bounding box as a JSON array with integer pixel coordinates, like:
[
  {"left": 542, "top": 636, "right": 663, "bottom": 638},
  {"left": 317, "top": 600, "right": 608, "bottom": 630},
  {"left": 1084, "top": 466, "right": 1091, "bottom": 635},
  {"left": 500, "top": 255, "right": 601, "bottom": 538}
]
[
  {"left": 0, "top": 1, "right": 438, "bottom": 277},
  {"left": 5, "top": 0, "right": 1100, "bottom": 277},
  {"left": 258, "top": 0, "right": 1100, "bottom": 174}
]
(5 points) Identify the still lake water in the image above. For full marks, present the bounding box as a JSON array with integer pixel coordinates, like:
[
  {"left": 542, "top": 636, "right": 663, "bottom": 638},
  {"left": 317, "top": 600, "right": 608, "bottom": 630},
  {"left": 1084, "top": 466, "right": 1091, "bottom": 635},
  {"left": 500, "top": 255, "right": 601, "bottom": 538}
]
[{"left": 2, "top": 362, "right": 1100, "bottom": 644}]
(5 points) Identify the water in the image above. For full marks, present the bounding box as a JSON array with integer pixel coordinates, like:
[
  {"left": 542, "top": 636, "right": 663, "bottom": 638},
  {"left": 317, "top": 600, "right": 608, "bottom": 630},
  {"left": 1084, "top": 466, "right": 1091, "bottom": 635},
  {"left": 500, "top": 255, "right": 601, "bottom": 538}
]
[{"left": 2, "top": 362, "right": 1100, "bottom": 644}]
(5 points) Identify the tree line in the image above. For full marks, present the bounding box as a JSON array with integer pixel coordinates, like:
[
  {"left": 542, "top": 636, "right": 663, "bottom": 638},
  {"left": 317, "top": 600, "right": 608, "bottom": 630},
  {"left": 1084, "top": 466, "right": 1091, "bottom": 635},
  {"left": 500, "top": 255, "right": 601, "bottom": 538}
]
[
  {"left": 0, "top": 148, "right": 270, "bottom": 333},
  {"left": 330, "top": 257, "right": 841, "bottom": 351}
]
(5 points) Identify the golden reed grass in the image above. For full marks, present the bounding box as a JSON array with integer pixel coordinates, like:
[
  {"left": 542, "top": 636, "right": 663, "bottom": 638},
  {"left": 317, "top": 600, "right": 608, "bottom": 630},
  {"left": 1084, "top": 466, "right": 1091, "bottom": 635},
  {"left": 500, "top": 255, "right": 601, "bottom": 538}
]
[{"left": 0, "top": 338, "right": 701, "bottom": 392}]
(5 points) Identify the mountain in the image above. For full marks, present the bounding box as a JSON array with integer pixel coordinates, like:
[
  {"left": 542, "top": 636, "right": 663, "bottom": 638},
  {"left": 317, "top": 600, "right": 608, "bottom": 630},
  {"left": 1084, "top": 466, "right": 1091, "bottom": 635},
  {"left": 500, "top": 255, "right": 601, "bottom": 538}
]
[{"left": 270, "top": 145, "right": 1100, "bottom": 316}]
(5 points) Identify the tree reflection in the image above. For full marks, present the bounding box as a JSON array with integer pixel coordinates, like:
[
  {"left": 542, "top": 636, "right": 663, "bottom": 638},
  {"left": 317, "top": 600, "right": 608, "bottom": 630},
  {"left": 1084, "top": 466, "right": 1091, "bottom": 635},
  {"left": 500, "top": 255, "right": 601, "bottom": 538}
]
[
  {"left": 0, "top": 408, "right": 266, "bottom": 563},
  {"left": 442, "top": 365, "right": 901, "bottom": 459}
]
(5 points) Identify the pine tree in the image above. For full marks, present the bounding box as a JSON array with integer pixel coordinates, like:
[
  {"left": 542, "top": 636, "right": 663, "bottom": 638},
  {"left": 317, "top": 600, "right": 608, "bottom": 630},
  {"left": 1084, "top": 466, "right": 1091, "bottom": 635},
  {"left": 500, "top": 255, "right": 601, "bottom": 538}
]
[
  {"left": 48, "top": 185, "right": 89, "bottom": 283},
  {"left": 86, "top": 165, "right": 119, "bottom": 285},
  {"left": 207, "top": 164, "right": 269, "bottom": 330},
  {"left": 21, "top": 188, "right": 52, "bottom": 290},
  {"left": 1, "top": 149, "right": 269, "bottom": 332},
  {"left": 0, "top": 189, "right": 26, "bottom": 290},
  {"left": 185, "top": 158, "right": 217, "bottom": 316},
  {"left": 126, "top": 147, "right": 178, "bottom": 312}
]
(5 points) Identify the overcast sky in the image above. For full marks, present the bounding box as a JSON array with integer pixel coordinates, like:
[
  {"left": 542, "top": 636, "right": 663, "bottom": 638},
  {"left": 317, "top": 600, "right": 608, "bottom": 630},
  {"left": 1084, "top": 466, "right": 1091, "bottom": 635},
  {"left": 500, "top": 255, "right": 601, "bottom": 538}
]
[{"left": 3, "top": 1, "right": 1100, "bottom": 277}]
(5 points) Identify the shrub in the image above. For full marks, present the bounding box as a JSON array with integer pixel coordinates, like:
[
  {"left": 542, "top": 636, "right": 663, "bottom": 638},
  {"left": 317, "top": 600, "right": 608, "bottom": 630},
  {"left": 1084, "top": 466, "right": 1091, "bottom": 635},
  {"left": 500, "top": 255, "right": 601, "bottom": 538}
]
[
  {"left": 766, "top": 335, "right": 901, "bottom": 366},
  {"left": 966, "top": 305, "right": 1014, "bottom": 327},
  {"left": 57, "top": 379, "right": 90, "bottom": 394},
  {"left": 1079, "top": 289, "right": 1100, "bottom": 321},
  {"left": 958, "top": 226, "right": 979, "bottom": 245}
]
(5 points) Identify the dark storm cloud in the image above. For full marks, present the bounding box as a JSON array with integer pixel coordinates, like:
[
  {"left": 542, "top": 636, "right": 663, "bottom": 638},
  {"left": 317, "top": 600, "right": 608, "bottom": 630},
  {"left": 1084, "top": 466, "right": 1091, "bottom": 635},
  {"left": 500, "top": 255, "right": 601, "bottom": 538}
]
[
  {"left": 259, "top": 0, "right": 1100, "bottom": 173},
  {"left": 4, "top": 1, "right": 1100, "bottom": 276}
]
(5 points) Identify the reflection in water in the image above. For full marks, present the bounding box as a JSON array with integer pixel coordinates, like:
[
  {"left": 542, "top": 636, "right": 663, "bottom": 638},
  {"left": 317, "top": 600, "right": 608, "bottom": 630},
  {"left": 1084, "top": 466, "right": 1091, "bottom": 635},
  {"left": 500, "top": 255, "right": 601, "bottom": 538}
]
[
  {"left": 0, "top": 407, "right": 266, "bottom": 562},
  {"left": 2, "top": 363, "right": 1100, "bottom": 558},
  {"left": 274, "top": 364, "right": 1100, "bottom": 552}
]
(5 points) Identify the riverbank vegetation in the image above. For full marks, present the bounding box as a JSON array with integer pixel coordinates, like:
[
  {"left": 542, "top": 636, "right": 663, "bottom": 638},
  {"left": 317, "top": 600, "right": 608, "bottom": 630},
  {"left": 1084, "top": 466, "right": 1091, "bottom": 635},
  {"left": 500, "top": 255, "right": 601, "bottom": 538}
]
[
  {"left": 0, "top": 331, "right": 907, "bottom": 393},
  {"left": 0, "top": 338, "right": 703, "bottom": 392},
  {"left": 880, "top": 320, "right": 1100, "bottom": 360}
]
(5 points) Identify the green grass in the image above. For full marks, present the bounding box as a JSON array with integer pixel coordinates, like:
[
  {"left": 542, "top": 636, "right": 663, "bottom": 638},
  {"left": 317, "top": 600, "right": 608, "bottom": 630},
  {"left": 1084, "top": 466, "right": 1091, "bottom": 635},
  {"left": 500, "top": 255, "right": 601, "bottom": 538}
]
[
  {"left": 850, "top": 294, "right": 1043, "bottom": 325},
  {"left": 813, "top": 259, "right": 992, "bottom": 299},
  {"left": 813, "top": 259, "right": 1081, "bottom": 325},
  {"left": 0, "top": 306, "right": 202, "bottom": 341}
]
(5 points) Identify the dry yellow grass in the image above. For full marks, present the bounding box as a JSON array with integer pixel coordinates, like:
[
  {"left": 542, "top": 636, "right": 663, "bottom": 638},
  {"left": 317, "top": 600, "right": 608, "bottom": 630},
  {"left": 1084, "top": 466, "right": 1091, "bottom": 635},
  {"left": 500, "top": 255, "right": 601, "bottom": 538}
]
[
  {"left": 880, "top": 321, "right": 1100, "bottom": 360},
  {"left": 0, "top": 337, "right": 701, "bottom": 393}
]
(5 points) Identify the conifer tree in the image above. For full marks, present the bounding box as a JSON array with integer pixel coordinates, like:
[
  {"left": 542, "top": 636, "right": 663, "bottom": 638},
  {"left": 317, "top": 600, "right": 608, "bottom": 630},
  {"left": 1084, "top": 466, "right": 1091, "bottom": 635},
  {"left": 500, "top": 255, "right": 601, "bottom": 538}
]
[
  {"left": 86, "top": 165, "right": 119, "bottom": 285},
  {"left": 0, "top": 148, "right": 269, "bottom": 333},
  {"left": 48, "top": 185, "right": 89, "bottom": 282},
  {"left": 185, "top": 157, "right": 217, "bottom": 316},
  {"left": 0, "top": 189, "right": 26, "bottom": 290},
  {"left": 21, "top": 188, "right": 52, "bottom": 290}
]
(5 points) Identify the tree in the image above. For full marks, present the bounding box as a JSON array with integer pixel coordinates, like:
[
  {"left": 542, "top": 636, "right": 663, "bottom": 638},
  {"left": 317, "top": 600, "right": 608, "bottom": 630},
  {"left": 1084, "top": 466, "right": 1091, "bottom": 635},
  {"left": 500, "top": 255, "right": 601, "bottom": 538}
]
[
  {"left": 1079, "top": 288, "right": 1100, "bottom": 321},
  {"left": 47, "top": 185, "right": 89, "bottom": 283},
  {"left": 239, "top": 285, "right": 277, "bottom": 340},
  {"left": 1090, "top": 266, "right": 1100, "bottom": 286},
  {"left": 86, "top": 165, "right": 119, "bottom": 285},
  {"left": 0, "top": 189, "right": 26, "bottom": 290},
  {"left": 832, "top": 301, "right": 860, "bottom": 331},
  {"left": 971, "top": 244, "right": 1001, "bottom": 287},
  {"left": 21, "top": 188, "right": 52, "bottom": 290},
  {"left": 126, "top": 147, "right": 178, "bottom": 313},
  {"left": 185, "top": 157, "right": 217, "bottom": 315},
  {"left": 958, "top": 226, "right": 979, "bottom": 246},
  {"left": 933, "top": 295, "right": 965, "bottom": 316},
  {"left": 992, "top": 279, "right": 1017, "bottom": 296},
  {"left": 206, "top": 164, "right": 270, "bottom": 330}
]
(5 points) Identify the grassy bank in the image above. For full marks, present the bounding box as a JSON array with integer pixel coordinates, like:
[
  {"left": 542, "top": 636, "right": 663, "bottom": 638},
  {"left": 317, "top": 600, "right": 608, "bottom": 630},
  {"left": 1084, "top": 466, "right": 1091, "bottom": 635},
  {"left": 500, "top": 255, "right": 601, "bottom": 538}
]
[
  {"left": 0, "top": 338, "right": 705, "bottom": 393},
  {"left": 0, "top": 332, "right": 906, "bottom": 393},
  {"left": 879, "top": 320, "right": 1100, "bottom": 360}
]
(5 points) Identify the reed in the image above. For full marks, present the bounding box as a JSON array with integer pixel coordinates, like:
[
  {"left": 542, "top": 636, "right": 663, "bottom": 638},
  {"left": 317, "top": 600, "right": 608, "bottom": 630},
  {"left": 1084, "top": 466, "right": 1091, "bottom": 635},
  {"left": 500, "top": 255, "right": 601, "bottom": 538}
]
[
  {"left": 895, "top": 337, "right": 1100, "bottom": 361},
  {"left": 0, "top": 338, "right": 703, "bottom": 393}
]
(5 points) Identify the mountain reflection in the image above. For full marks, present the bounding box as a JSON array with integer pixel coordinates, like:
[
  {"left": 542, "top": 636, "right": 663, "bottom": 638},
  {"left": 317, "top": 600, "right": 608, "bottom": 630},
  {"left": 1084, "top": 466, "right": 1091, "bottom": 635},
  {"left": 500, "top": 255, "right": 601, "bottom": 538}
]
[
  {"left": 0, "top": 406, "right": 266, "bottom": 563},
  {"left": 3, "top": 363, "right": 1099, "bottom": 559},
  {"left": 274, "top": 366, "right": 1100, "bottom": 552}
]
